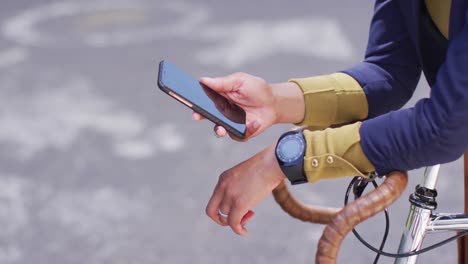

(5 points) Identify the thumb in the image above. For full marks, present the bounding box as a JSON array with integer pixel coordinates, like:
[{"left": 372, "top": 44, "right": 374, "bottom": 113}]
[
  {"left": 246, "top": 119, "right": 261, "bottom": 138},
  {"left": 241, "top": 210, "right": 255, "bottom": 226},
  {"left": 200, "top": 73, "right": 243, "bottom": 93}
]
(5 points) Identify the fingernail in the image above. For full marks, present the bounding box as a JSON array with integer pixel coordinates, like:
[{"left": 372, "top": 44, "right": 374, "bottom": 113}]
[
  {"left": 214, "top": 127, "right": 222, "bottom": 138},
  {"left": 251, "top": 120, "right": 259, "bottom": 129},
  {"left": 200, "top": 77, "right": 212, "bottom": 83}
]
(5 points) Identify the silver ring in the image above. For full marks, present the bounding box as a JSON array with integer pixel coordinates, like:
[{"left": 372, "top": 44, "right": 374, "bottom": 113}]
[{"left": 218, "top": 208, "right": 229, "bottom": 218}]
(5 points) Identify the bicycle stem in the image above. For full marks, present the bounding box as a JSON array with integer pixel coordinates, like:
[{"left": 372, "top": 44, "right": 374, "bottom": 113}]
[
  {"left": 421, "top": 165, "right": 441, "bottom": 190},
  {"left": 395, "top": 165, "right": 441, "bottom": 264}
]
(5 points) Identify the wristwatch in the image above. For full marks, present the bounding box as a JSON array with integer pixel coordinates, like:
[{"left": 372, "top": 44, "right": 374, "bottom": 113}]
[{"left": 275, "top": 129, "right": 308, "bottom": 185}]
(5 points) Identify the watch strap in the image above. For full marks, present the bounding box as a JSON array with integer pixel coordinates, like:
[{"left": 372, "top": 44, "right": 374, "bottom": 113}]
[{"left": 281, "top": 159, "right": 308, "bottom": 185}]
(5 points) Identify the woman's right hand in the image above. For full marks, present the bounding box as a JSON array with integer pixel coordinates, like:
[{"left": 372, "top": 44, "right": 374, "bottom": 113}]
[{"left": 193, "top": 72, "right": 305, "bottom": 141}]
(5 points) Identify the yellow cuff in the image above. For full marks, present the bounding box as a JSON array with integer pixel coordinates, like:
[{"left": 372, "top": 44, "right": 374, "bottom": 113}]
[
  {"left": 290, "top": 73, "right": 368, "bottom": 128},
  {"left": 302, "top": 122, "right": 375, "bottom": 183}
]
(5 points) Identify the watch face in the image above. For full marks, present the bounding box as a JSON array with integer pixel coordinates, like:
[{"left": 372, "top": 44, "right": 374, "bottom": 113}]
[{"left": 276, "top": 134, "right": 305, "bottom": 164}]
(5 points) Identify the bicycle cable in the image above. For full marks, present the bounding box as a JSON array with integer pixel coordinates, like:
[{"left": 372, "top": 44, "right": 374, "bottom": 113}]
[
  {"left": 344, "top": 177, "right": 468, "bottom": 259},
  {"left": 344, "top": 177, "right": 389, "bottom": 263}
]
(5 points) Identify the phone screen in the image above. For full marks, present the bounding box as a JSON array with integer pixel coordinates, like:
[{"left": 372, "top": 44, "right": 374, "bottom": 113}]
[{"left": 158, "top": 60, "right": 247, "bottom": 138}]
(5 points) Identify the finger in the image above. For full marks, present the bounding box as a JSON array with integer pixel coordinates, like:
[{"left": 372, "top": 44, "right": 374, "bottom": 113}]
[
  {"left": 246, "top": 119, "right": 261, "bottom": 138},
  {"left": 240, "top": 210, "right": 255, "bottom": 226},
  {"left": 214, "top": 126, "right": 227, "bottom": 138},
  {"left": 228, "top": 204, "right": 248, "bottom": 236},
  {"left": 192, "top": 112, "right": 205, "bottom": 121},
  {"left": 200, "top": 73, "right": 243, "bottom": 93},
  {"left": 218, "top": 202, "right": 231, "bottom": 226},
  {"left": 226, "top": 119, "right": 261, "bottom": 142},
  {"left": 206, "top": 184, "right": 227, "bottom": 226}
]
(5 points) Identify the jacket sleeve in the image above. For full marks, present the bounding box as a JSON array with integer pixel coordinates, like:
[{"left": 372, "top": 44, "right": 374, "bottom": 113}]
[
  {"left": 360, "top": 9, "right": 468, "bottom": 175},
  {"left": 290, "top": 73, "right": 368, "bottom": 129},
  {"left": 295, "top": 0, "right": 426, "bottom": 182},
  {"left": 343, "top": 0, "right": 422, "bottom": 118}
]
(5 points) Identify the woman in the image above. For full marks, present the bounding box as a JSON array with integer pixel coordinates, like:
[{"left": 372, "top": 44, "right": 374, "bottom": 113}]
[{"left": 194, "top": 0, "right": 468, "bottom": 236}]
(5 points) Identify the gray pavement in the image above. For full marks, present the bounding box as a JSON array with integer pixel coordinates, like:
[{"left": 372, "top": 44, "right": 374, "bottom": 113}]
[{"left": 0, "top": 1, "right": 464, "bottom": 263}]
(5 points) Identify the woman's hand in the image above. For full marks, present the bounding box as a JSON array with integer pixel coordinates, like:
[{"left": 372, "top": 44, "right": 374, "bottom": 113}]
[
  {"left": 205, "top": 144, "right": 286, "bottom": 235},
  {"left": 194, "top": 73, "right": 276, "bottom": 141},
  {"left": 193, "top": 72, "right": 305, "bottom": 141}
]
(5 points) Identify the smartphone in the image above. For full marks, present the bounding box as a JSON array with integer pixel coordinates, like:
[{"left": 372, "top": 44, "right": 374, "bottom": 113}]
[{"left": 157, "top": 60, "right": 247, "bottom": 139}]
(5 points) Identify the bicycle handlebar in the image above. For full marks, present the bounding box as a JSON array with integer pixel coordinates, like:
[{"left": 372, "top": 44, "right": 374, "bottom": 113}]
[
  {"left": 272, "top": 171, "right": 408, "bottom": 264},
  {"left": 272, "top": 180, "right": 340, "bottom": 224}
]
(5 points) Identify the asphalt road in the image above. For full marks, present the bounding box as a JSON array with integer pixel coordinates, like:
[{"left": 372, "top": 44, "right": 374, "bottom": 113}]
[{"left": 0, "top": 1, "right": 464, "bottom": 263}]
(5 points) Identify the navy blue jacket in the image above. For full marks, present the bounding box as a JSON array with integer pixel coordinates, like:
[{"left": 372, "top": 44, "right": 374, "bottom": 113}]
[{"left": 343, "top": 0, "right": 468, "bottom": 175}]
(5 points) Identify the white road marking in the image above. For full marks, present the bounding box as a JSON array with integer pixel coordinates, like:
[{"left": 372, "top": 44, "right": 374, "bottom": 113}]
[
  {"left": 114, "top": 140, "right": 156, "bottom": 160},
  {"left": 0, "top": 47, "right": 29, "bottom": 68},
  {"left": 2, "top": 0, "right": 208, "bottom": 47},
  {"left": 149, "top": 123, "right": 185, "bottom": 153},
  {"left": 0, "top": 74, "right": 185, "bottom": 160},
  {"left": 42, "top": 187, "right": 149, "bottom": 235},
  {"left": 196, "top": 18, "right": 354, "bottom": 68},
  {"left": 2, "top": 1, "right": 352, "bottom": 67},
  {"left": 114, "top": 123, "right": 185, "bottom": 160}
]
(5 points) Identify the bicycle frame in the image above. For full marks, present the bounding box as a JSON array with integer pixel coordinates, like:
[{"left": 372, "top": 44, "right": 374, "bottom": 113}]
[{"left": 396, "top": 165, "right": 468, "bottom": 264}]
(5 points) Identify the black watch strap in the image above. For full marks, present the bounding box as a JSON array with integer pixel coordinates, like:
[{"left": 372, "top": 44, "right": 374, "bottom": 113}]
[{"left": 281, "top": 159, "right": 308, "bottom": 185}]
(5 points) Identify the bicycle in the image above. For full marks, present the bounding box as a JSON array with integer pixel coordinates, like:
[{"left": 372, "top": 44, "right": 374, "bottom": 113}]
[{"left": 272, "top": 153, "right": 468, "bottom": 264}]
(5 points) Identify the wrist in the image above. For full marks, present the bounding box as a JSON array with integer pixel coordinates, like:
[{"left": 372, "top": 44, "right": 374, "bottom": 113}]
[
  {"left": 271, "top": 82, "right": 305, "bottom": 124},
  {"left": 263, "top": 144, "right": 287, "bottom": 181}
]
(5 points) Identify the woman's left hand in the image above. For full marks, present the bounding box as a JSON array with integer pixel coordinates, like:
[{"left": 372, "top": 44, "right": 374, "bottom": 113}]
[{"left": 205, "top": 144, "right": 286, "bottom": 236}]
